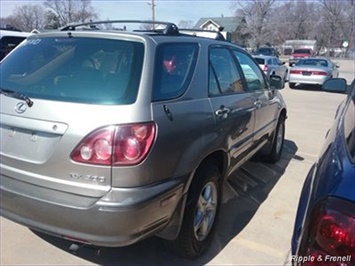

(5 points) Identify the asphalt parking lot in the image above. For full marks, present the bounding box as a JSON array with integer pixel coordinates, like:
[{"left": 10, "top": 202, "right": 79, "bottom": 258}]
[{"left": 1, "top": 59, "right": 354, "bottom": 266}]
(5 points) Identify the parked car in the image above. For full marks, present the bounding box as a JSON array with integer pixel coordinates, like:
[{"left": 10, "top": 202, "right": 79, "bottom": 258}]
[
  {"left": 0, "top": 20, "right": 287, "bottom": 259},
  {"left": 291, "top": 78, "right": 355, "bottom": 265},
  {"left": 252, "top": 46, "right": 279, "bottom": 57},
  {"left": 0, "top": 28, "right": 31, "bottom": 61},
  {"left": 253, "top": 55, "right": 288, "bottom": 88},
  {"left": 288, "top": 57, "right": 339, "bottom": 89},
  {"left": 289, "top": 48, "right": 313, "bottom": 67}
]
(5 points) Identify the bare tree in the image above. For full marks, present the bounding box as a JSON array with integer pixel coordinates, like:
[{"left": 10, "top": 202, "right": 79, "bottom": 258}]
[
  {"left": 4, "top": 4, "right": 47, "bottom": 31},
  {"left": 231, "top": 0, "right": 353, "bottom": 57},
  {"left": 44, "top": 0, "right": 99, "bottom": 26},
  {"left": 320, "top": 0, "right": 354, "bottom": 55},
  {"left": 234, "top": 0, "right": 277, "bottom": 48}
]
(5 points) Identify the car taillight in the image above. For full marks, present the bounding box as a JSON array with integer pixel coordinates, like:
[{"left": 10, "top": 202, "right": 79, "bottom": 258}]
[
  {"left": 290, "top": 70, "right": 303, "bottom": 74},
  {"left": 312, "top": 71, "right": 327, "bottom": 76},
  {"left": 263, "top": 65, "right": 269, "bottom": 72},
  {"left": 297, "top": 197, "right": 355, "bottom": 266},
  {"left": 71, "top": 122, "right": 156, "bottom": 166}
]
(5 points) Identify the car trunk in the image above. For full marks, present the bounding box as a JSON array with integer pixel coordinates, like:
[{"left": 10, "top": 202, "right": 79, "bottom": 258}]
[{"left": 0, "top": 98, "right": 143, "bottom": 198}]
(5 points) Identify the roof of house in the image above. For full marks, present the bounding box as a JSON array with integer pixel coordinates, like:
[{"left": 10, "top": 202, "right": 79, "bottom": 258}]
[{"left": 194, "top": 16, "right": 244, "bottom": 32}]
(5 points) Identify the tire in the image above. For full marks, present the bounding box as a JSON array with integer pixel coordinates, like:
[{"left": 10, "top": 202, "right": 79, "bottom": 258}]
[
  {"left": 263, "top": 115, "right": 285, "bottom": 163},
  {"left": 289, "top": 82, "right": 296, "bottom": 89},
  {"left": 165, "top": 163, "right": 221, "bottom": 259}
]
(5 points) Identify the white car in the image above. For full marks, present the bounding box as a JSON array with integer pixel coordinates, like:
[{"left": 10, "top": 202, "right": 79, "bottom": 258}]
[
  {"left": 288, "top": 57, "right": 339, "bottom": 89},
  {"left": 253, "top": 55, "right": 288, "bottom": 88}
]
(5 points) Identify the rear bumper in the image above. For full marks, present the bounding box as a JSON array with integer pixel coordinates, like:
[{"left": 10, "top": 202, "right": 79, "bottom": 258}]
[
  {"left": 288, "top": 75, "right": 328, "bottom": 85},
  {"left": 0, "top": 173, "right": 188, "bottom": 247}
]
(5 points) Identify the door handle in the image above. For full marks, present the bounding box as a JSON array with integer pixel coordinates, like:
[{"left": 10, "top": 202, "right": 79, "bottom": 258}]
[{"left": 215, "top": 107, "right": 231, "bottom": 116}]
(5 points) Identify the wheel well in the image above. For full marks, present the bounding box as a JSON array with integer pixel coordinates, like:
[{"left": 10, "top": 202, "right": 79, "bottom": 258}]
[{"left": 197, "top": 151, "right": 227, "bottom": 181}]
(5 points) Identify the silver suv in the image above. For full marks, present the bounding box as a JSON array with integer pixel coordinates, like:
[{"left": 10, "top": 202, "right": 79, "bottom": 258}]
[{"left": 0, "top": 20, "right": 287, "bottom": 259}]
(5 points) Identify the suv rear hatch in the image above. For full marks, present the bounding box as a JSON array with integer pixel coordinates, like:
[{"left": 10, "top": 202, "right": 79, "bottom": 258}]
[
  {"left": 0, "top": 33, "right": 145, "bottom": 198},
  {"left": 253, "top": 57, "right": 268, "bottom": 73}
]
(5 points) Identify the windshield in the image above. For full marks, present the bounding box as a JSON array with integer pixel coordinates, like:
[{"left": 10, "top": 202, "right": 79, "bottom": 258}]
[
  {"left": 293, "top": 49, "right": 311, "bottom": 54},
  {"left": 1, "top": 36, "right": 144, "bottom": 105},
  {"left": 255, "top": 48, "right": 274, "bottom": 55}
]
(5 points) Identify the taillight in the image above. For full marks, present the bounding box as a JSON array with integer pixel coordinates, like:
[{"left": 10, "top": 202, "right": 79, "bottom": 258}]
[
  {"left": 312, "top": 71, "right": 327, "bottom": 76},
  {"left": 264, "top": 65, "right": 269, "bottom": 72},
  {"left": 297, "top": 197, "right": 355, "bottom": 266},
  {"left": 71, "top": 122, "right": 156, "bottom": 166},
  {"left": 290, "top": 70, "right": 303, "bottom": 74}
]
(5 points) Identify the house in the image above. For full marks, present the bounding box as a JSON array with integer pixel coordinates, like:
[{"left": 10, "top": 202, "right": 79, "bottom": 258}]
[{"left": 193, "top": 16, "right": 249, "bottom": 46}]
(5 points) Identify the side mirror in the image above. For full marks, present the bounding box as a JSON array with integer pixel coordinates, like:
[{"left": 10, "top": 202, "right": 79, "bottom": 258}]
[
  {"left": 269, "top": 74, "right": 282, "bottom": 90},
  {"left": 322, "top": 78, "right": 347, "bottom": 93}
]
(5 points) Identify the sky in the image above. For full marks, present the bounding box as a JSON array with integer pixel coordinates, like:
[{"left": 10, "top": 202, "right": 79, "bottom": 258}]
[{"left": 0, "top": 0, "right": 236, "bottom": 26}]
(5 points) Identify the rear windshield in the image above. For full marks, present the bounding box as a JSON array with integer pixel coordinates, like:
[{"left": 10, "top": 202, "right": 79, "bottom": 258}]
[
  {"left": 254, "top": 58, "right": 265, "bottom": 64},
  {"left": 0, "top": 36, "right": 144, "bottom": 105},
  {"left": 296, "top": 59, "right": 328, "bottom": 67}
]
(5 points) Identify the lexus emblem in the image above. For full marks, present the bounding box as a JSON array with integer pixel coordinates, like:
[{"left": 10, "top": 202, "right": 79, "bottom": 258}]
[{"left": 15, "top": 102, "right": 27, "bottom": 114}]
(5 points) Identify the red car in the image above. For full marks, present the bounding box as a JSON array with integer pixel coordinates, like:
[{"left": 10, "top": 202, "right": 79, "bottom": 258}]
[{"left": 289, "top": 48, "right": 313, "bottom": 66}]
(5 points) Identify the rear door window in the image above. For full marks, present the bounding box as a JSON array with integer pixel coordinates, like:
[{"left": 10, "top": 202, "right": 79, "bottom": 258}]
[
  {"left": 209, "top": 47, "right": 245, "bottom": 95},
  {"left": 1, "top": 36, "right": 144, "bottom": 105},
  {"left": 153, "top": 43, "right": 198, "bottom": 101}
]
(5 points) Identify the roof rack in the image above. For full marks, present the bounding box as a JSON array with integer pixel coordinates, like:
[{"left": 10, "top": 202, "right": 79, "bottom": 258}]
[
  {"left": 60, "top": 20, "right": 179, "bottom": 35},
  {"left": 179, "top": 29, "right": 226, "bottom": 41}
]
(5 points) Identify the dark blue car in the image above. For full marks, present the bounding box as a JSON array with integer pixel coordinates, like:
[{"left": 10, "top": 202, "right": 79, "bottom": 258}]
[{"left": 291, "top": 78, "right": 355, "bottom": 266}]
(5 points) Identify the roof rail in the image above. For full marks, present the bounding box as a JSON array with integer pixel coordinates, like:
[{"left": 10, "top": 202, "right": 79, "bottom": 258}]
[
  {"left": 179, "top": 29, "right": 226, "bottom": 41},
  {"left": 60, "top": 20, "right": 179, "bottom": 35}
]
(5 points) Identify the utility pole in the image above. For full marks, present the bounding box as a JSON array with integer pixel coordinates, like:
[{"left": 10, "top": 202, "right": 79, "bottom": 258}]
[{"left": 147, "top": 0, "right": 156, "bottom": 28}]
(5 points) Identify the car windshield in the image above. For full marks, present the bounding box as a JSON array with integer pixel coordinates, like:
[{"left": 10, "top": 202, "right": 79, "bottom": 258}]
[
  {"left": 296, "top": 59, "right": 328, "bottom": 67},
  {"left": 293, "top": 49, "right": 311, "bottom": 54},
  {"left": 0, "top": 36, "right": 144, "bottom": 105},
  {"left": 255, "top": 48, "right": 274, "bottom": 55}
]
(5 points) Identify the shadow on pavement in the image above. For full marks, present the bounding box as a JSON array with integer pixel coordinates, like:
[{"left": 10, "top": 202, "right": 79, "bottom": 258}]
[{"left": 32, "top": 139, "right": 298, "bottom": 266}]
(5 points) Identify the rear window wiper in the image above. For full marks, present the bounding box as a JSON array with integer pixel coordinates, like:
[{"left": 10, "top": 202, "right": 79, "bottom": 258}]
[{"left": 0, "top": 88, "right": 34, "bottom": 107}]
